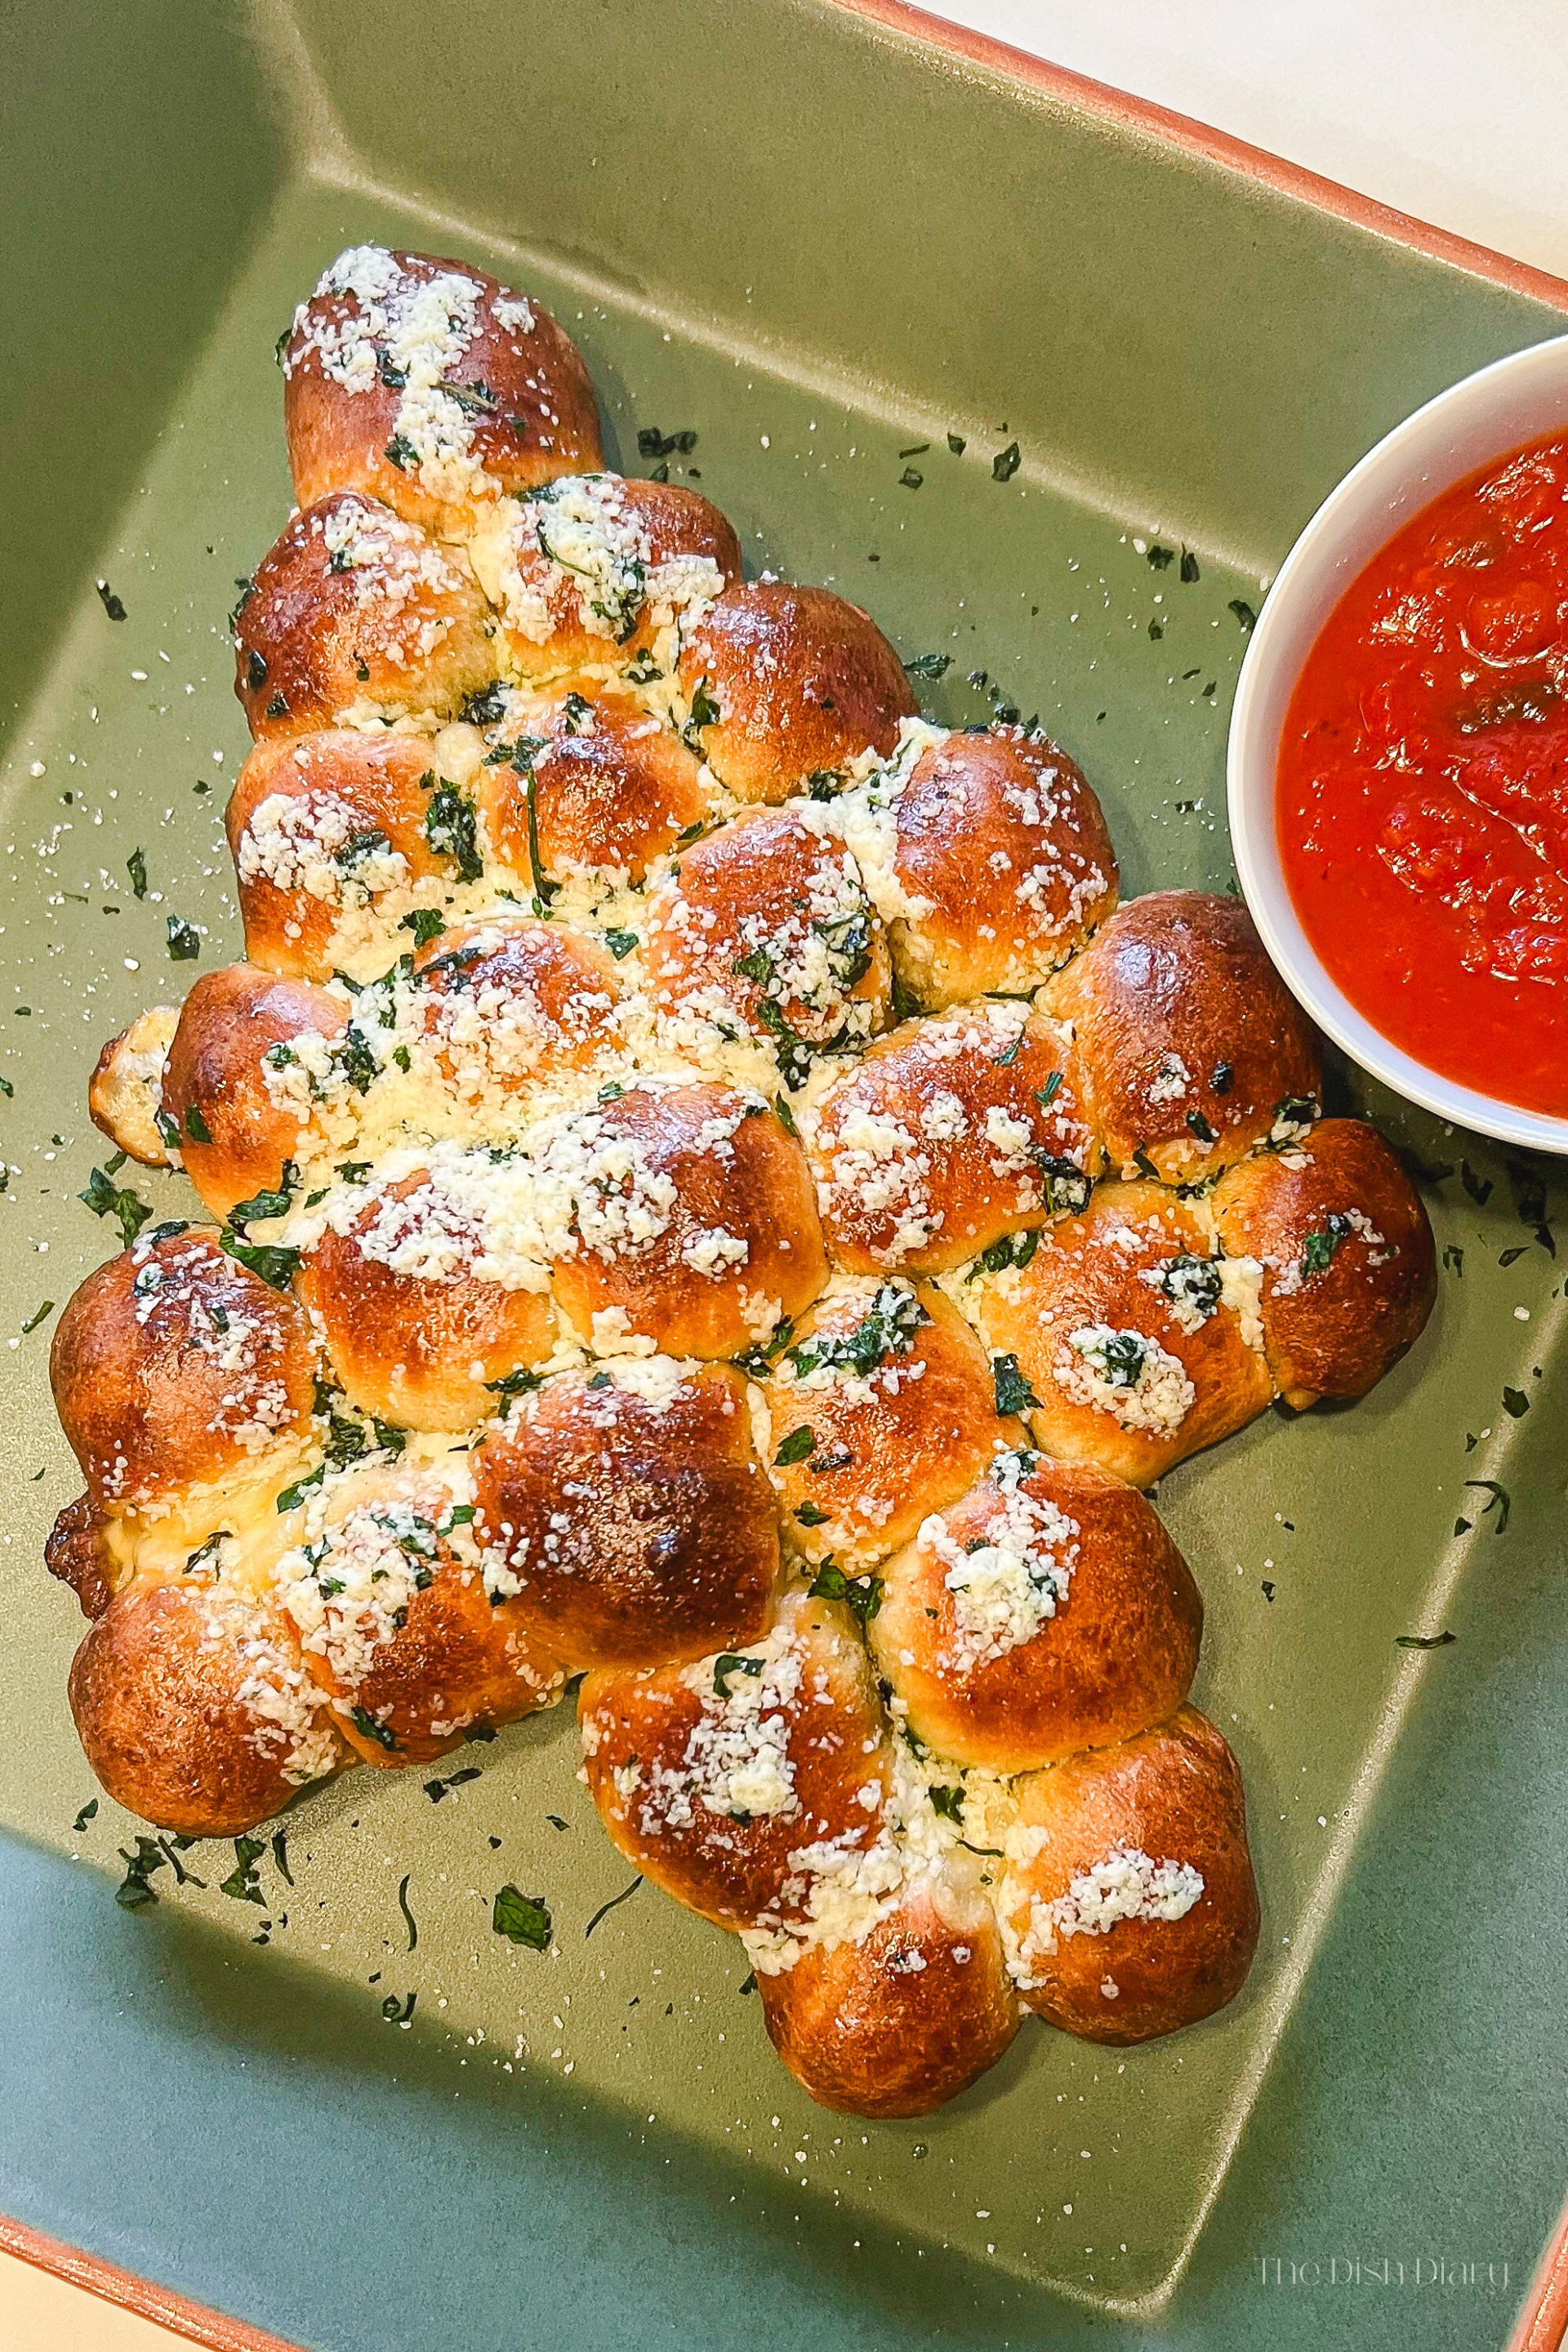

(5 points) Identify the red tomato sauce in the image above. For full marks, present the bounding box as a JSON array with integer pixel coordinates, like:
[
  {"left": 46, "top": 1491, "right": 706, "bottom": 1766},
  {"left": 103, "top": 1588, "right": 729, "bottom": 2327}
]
[{"left": 1278, "top": 428, "right": 1568, "bottom": 1116}]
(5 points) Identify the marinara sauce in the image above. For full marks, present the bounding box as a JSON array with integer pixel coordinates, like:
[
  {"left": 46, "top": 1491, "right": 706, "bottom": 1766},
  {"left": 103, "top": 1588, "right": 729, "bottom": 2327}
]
[{"left": 1278, "top": 428, "right": 1568, "bottom": 1116}]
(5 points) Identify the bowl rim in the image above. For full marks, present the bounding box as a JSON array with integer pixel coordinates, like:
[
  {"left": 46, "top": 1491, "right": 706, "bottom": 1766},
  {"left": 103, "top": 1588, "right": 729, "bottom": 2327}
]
[{"left": 1227, "top": 327, "right": 1568, "bottom": 1156}]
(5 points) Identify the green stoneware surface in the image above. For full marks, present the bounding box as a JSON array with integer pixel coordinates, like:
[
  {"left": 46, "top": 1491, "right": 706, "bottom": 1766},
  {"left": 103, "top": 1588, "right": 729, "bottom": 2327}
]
[{"left": 0, "top": 5, "right": 1564, "bottom": 2348}]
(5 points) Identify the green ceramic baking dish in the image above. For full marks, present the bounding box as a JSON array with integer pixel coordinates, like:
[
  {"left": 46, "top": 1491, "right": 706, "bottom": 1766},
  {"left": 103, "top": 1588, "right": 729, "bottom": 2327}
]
[{"left": 2, "top": 4, "right": 1566, "bottom": 2347}]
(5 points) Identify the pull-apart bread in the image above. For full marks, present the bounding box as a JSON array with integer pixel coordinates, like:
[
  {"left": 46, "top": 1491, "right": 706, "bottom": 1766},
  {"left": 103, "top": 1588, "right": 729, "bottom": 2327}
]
[{"left": 53, "top": 245, "right": 1434, "bottom": 2114}]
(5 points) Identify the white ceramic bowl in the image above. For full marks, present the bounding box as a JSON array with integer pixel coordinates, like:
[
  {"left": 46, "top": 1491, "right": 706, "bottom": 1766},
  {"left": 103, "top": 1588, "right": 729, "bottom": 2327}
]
[{"left": 1227, "top": 330, "right": 1568, "bottom": 1155}]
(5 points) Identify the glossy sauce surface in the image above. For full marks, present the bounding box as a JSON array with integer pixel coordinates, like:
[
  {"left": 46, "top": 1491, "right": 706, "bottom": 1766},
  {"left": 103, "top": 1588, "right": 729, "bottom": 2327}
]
[{"left": 1278, "top": 429, "right": 1568, "bottom": 1116}]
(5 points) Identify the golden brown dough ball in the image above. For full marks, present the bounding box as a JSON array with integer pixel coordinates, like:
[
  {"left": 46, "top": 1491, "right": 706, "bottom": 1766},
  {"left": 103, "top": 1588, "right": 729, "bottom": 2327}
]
[
  {"left": 677, "top": 582, "right": 917, "bottom": 803},
  {"left": 160, "top": 964, "right": 348, "bottom": 1223},
  {"left": 1041, "top": 891, "right": 1322, "bottom": 1183},
  {"left": 69, "top": 1580, "right": 348, "bottom": 1836},
  {"left": 274, "top": 1459, "right": 565, "bottom": 1766},
  {"left": 997, "top": 1706, "right": 1259, "bottom": 2043},
  {"left": 537, "top": 1080, "right": 828, "bottom": 1358},
  {"left": 412, "top": 914, "right": 625, "bottom": 1098},
  {"left": 888, "top": 726, "right": 1118, "bottom": 1007},
  {"left": 474, "top": 681, "right": 709, "bottom": 886},
  {"left": 282, "top": 246, "right": 601, "bottom": 535},
  {"left": 645, "top": 803, "right": 891, "bottom": 1065},
  {"left": 51, "top": 1225, "right": 317, "bottom": 1512},
  {"left": 578, "top": 1584, "right": 893, "bottom": 1931},
  {"left": 806, "top": 1004, "right": 1098, "bottom": 1275},
  {"left": 872, "top": 1454, "right": 1201, "bottom": 1772},
  {"left": 297, "top": 1164, "right": 559, "bottom": 1432},
  {"left": 467, "top": 474, "right": 742, "bottom": 679},
  {"left": 471, "top": 1361, "right": 779, "bottom": 1668},
  {"left": 227, "top": 731, "right": 458, "bottom": 978},
  {"left": 965, "top": 1180, "right": 1274, "bottom": 1487},
  {"left": 88, "top": 1005, "right": 180, "bottom": 1166},
  {"left": 757, "top": 1882, "right": 1020, "bottom": 2116},
  {"left": 1212, "top": 1118, "right": 1437, "bottom": 1409},
  {"left": 759, "top": 1279, "right": 1017, "bottom": 1569},
  {"left": 233, "top": 492, "right": 496, "bottom": 742}
]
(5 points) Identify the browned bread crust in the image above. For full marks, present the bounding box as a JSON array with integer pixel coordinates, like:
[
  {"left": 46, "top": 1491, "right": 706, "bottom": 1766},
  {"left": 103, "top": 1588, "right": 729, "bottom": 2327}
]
[
  {"left": 227, "top": 730, "right": 459, "bottom": 976},
  {"left": 282, "top": 248, "right": 601, "bottom": 533},
  {"left": 472, "top": 1363, "right": 779, "bottom": 1668},
  {"left": 807, "top": 1005, "right": 1098, "bottom": 1274},
  {"left": 234, "top": 492, "right": 496, "bottom": 741},
  {"left": 999, "top": 1706, "right": 1260, "bottom": 2043},
  {"left": 965, "top": 1179, "right": 1275, "bottom": 1486},
  {"left": 469, "top": 475, "right": 742, "bottom": 679},
  {"left": 51, "top": 1227, "right": 317, "bottom": 1512},
  {"left": 545, "top": 1081, "right": 828, "bottom": 1356},
  {"left": 758, "top": 1888, "right": 1020, "bottom": 2116},
  {"left": 677, "top": 582, "right": 917, "bottom": 802},
  {"left": 645, "top": 803, "right": 892, "bottom": 1052},
  {"left": 160, "top": 964, "right": 348, "bottom": 1223},
  {"left": 88, "top": 1007, "right": 180, "bottom": 1165},
  {"left": 475, "top": 681, "right": 710, "bottom": 886},
  {"left": 1212, "top": 1117, "right": 1437, "bottom": 1406},
  {"left": 46, "top": 1494, "right": 113, "bottom": 1620},
  {"left": 297, "top": 1173, "right": 560, "bottom": 1431},
  {"left": 578, "top": 1587, "right": 893, "bottom": 1929},
  {"left": 891, "top": 728, "right": 1119, "bottom": 1006},
  {"left": 757, "top": 1281, "right": 1019, "bottom": 1570},
  {"left": 70, "top": 1582, "right": 350, "bottom": 1838},
  {"left": 873, "top": 1455, "right": 1202, "bottom": 1771},
  {"left": 1043, "top": 891, "right": 1323, "bottom": 1183}
]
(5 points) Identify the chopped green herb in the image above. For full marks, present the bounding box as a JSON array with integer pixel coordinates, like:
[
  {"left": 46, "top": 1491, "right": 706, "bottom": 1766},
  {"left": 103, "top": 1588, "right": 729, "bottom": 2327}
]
[
  {"left": 492, "top": 1884, "right": 551, "bottom": 1949},
  {"left": 947, "top": 433, "right": 966, "bottom": 455},
  {"left": 967, "top": 1227, "right": 1041, "bottom": 1282},
  {"left": 115, "top": 1836, "right": 169, "bottom": 1909},
  {"left": 96, "top": 579, "right": 128, "bottom": 621},
  {"left": 713, "top": 1653, "right": 764, "bottom": 1699},
  {"left": 1396, "top": 1630, "right": 1457, "bottom": 1649},
  {"left": 229, "top": 1161, "right": 299, "bottom": 1227},
  {"left": 1227, "top": 599, "right": 1258, "bottom": 633},
  {"left": 807, "top": 1560, "right": 884, "bottom": 1624},
  {"left": 220, "top": 1230, "right": 301, "bottom": 1290},
  {"left": 1460, "top": 1160, "right": 1493, "bottom": 1207},
  {"left": 683, "top": 677, "right": 722, "bottom": 752},
  {"left": 929, "top": 1784, "right": 965, "bottom": 1824},
  {"left": 1300, "top": 1213, "right": 1352, "bottom": 1276},
  {"left": 73, "top": 1797, "right": 99, "bottom": 1833},
  {"left": 381, "top": 1992, "right": 416, "bottom": 2025},
  {"left": 898, "top": 466, "right": 923, "bottom": 490},
  {"left": 991, "top": 442, "right": 1021, "bottom": 482},
  {"left": 794, "top": 1501, "right": 830, "bottom": 1527},
  {"left": 78, "top": 1165, "right": 154, "bottom": 1249},
  {"left": 1463, "top": 1479, "right": 1511, "bottom": 1534},
  {"left": 774, "top": 1092, "right": 800, "bottom": 1138},
  {"left": 20, "top": 1301, "right": 53, "bottom": 1336},
  {"left": 397, "top": 1872, "right": 418, "bottom": 1951},
  {"left": 902, "top": 652, "right": 951, "bottom": 679},
  {"left": 991, "top": 1352, "right": 1040, "bottom": 1416},
  {"left": 604, "top": 928, "right": 639, "bottom": 960},
  {"left": 384, "top": 433, "right": 419, "bottom": 470},
  {"left": 219, "top": 1836, "right": 267, "bottom": 1905},
  {"left": 166, "top": 917, "right": 200, "bottom": 961},
  {"left": 350, "top": 1705, "right": 399, "bottom": 1752},
  {"left": 1179, "top": 550, "right": 1200, "bottom": 583},
  {"left": 585, "top": 1876, "right": 644, "bottom": 1938},
  {"left": 422, "top": 1766, "right": 483, "bottom": 1802},
  {"left": 423, "top": 780, "right": 483, "bottom": 882},
  {"left": 787, "top": 1285, "right": 927, "bottom": 1383},
  {"left": 1502, "top": 1386, "right": 1530, "bottom": 1419},
  {"left": 126, "top": 848, "right": 149, "bottom": 899},
  {"left": 276, "top": 1462, "right": 327, "bottom": 1515}
]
